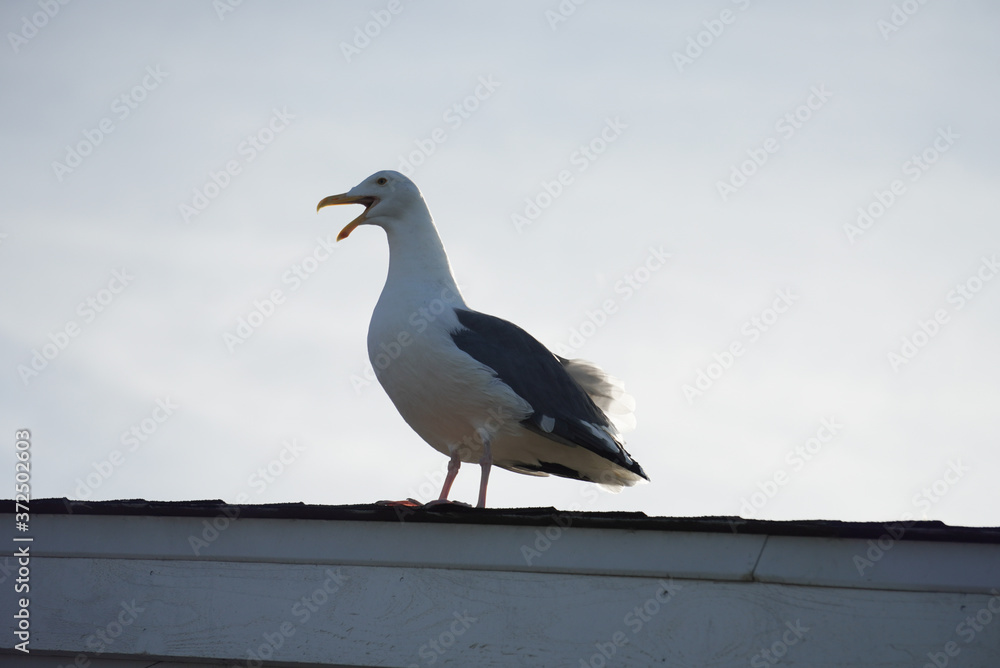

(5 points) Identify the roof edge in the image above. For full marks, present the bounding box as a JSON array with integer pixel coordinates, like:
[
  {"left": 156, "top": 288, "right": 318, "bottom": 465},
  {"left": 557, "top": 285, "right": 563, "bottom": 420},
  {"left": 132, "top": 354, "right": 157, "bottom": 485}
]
[{"left": 5, "top": 498, "right": 999, "bottom": 544}]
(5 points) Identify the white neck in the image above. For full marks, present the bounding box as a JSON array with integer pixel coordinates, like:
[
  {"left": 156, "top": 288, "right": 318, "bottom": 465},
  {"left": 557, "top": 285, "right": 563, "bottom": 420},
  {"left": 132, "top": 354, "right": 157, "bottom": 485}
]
[{"left": 379, "top": 210, "right": 465, "bottom": 307}]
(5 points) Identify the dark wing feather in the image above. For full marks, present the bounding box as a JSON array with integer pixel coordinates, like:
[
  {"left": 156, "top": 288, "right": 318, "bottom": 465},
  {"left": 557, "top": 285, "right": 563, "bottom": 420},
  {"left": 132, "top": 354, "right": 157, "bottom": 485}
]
[{"left": 450, "top": 308, "right": 647, "bottom": 479}]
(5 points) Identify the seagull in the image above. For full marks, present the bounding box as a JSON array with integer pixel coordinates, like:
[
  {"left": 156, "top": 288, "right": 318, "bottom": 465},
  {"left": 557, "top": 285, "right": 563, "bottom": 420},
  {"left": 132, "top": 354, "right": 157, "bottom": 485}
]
[{"left": 318, "top": 170, "right": 648, "bottom": 507}]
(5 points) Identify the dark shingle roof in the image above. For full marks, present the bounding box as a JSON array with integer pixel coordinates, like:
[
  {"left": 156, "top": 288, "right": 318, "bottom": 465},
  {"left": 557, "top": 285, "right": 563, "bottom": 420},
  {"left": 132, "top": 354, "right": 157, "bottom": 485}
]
[{"left": 8, "top": 497, "right": 999, "bottom": 544}]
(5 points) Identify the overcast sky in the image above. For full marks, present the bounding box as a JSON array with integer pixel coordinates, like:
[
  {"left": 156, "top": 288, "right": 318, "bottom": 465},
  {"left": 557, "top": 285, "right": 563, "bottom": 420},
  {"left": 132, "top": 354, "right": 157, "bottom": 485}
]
[{"left": 2, "top": 1, "right": 998, "bottom": 526}]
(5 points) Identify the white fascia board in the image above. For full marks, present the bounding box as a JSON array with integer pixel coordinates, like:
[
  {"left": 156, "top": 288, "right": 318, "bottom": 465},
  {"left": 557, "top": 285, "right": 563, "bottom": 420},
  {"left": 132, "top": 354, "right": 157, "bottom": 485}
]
[
  {"left": 19, "top": 513, "right": 1000, "bottom": 594},
  {"left": 26, "top": 513, "right": 765, "bottom": 582}
]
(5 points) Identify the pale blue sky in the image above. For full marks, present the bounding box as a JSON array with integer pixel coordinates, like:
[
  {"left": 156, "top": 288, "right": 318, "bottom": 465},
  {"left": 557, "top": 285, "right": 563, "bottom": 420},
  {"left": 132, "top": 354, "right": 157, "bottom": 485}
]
[{"left": 2, "top": 1, "right": 998, "bottom": 525}]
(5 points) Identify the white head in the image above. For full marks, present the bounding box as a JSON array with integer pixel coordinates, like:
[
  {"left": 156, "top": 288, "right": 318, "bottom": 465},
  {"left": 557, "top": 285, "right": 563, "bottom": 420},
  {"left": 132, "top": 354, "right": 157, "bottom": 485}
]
[{"left": 316, "top": 170, "right": 427, "bottom": 241}]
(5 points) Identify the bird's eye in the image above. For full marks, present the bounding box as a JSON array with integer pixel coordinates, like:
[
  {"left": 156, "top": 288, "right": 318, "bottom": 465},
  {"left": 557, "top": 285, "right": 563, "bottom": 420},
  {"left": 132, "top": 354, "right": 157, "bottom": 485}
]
[{"left": 376, "top": 177, "right": 388, "bottom": 185}]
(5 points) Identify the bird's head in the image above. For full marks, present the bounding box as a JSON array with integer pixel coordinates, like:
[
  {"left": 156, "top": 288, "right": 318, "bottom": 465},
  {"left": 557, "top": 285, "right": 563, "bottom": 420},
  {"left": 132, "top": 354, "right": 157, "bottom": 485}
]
[{"left": 317, "top": 170, "right": 424, "bottom": 241}]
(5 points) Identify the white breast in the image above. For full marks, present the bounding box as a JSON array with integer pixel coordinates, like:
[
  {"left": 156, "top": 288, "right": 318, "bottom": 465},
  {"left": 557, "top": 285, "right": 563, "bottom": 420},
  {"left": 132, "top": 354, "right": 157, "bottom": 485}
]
[{"left": 367, "top": 285, "right": 531, "bottom": 462}]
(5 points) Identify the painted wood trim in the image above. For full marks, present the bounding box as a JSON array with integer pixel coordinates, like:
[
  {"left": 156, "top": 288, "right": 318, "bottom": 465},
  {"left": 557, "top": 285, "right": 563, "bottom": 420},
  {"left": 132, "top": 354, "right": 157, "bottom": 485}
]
[{"left": 6, "top": 556, "right": 999, "bottom": 667}]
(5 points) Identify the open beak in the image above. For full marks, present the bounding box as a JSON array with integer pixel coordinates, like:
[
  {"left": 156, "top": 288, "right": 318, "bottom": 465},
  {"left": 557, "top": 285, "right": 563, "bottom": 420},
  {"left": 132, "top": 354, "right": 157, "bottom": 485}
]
[{"left": 316, "top": 194, "right": 377, "bottom": 241}]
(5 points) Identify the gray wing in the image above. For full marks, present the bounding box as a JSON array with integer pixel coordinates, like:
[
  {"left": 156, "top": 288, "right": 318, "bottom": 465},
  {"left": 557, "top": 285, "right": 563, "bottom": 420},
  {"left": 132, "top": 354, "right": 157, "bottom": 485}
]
[{"left": 449, "top": 308, "right": 647, "bottom": 480}]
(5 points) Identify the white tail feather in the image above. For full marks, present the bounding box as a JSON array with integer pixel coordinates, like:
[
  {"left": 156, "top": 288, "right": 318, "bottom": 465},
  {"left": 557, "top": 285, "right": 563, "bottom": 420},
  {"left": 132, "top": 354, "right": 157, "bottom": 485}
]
[{"left": 560, "top": 358, "right": 637, "bottom": 433}]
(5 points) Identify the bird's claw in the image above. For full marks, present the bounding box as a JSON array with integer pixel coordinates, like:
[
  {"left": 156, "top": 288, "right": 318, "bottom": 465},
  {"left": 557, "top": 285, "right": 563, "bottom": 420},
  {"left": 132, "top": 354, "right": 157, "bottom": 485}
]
[
  {"left": 375, "top": 498, "right": 422, "bottom": 507},
  {"left": 375, "top": 498, "right": 474, "bottom": 509},
  {"left": 423, "top": 499, "right": 472, "bottom": 509}
]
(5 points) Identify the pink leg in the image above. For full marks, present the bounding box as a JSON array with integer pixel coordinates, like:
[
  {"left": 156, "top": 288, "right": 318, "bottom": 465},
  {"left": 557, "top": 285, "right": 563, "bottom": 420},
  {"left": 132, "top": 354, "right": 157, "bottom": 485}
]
[
  {"left": 438, "top": 451, "right": 462, "bottom": 502},
  {"left": 477, "top": 431, "right": 492, "bottom": 509}
]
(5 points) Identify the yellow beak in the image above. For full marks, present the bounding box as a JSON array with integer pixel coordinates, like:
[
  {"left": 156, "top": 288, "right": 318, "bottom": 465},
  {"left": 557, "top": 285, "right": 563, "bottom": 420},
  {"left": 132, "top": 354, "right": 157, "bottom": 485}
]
[{"left": 316, "top": 194, "right": 377, "bottom": 241}]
